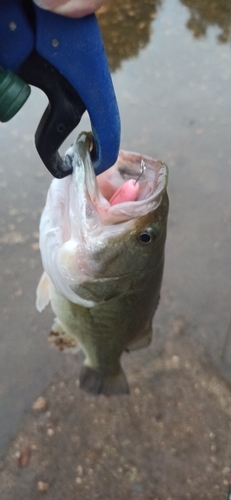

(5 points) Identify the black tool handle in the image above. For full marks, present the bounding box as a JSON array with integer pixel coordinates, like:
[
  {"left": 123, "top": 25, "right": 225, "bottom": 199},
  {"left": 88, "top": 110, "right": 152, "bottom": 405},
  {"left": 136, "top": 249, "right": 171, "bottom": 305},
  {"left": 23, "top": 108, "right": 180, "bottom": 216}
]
[{"left": 19, "top": 51, "right": 86, "bottom": 178}]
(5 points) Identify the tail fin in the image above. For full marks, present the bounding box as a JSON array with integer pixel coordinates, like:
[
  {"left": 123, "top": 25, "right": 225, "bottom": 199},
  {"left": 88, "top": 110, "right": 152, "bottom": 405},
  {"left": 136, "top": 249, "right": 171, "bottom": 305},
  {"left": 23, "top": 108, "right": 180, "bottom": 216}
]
[{"left": 79, "top": 365, "right": 130, "bottom": 396}]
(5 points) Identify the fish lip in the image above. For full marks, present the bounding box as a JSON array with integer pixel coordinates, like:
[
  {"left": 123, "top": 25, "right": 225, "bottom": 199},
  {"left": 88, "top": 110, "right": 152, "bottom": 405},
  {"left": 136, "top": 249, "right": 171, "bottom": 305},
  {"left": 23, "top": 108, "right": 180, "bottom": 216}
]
[
  {"left": 114, "top": 151, "right": 168, "bottom": 205},
  {"left": 66, "top": 134, "right": 105, "bottom": 238}
]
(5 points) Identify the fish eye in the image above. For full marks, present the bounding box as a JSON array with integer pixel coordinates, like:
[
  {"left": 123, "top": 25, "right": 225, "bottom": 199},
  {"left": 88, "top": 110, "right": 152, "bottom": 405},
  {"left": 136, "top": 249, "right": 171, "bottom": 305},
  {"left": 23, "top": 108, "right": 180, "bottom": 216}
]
[
  {"left": 138, "top": 231, "right": 153, "bottom": 244},
  {"left": 137, "top": 226, "right": 159, "bottom": 244}
]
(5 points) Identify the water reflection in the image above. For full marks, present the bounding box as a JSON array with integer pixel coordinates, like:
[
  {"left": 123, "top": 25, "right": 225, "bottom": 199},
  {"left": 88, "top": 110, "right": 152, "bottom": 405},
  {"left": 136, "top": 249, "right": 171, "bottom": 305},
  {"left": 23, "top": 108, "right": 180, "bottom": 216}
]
[
  {"left": 181, "top": 0, "right": 231, "bottom": 42},
  {"left": 97, "top": 0, "right": 162, "bottom": 71}
]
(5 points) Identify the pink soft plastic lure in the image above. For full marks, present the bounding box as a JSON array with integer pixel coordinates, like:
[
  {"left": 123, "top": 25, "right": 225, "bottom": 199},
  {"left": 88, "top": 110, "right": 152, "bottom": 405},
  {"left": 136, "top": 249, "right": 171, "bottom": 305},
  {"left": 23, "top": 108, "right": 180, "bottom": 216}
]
[{"left": 109, "top": 179, "right": 139, "bottom": 205}]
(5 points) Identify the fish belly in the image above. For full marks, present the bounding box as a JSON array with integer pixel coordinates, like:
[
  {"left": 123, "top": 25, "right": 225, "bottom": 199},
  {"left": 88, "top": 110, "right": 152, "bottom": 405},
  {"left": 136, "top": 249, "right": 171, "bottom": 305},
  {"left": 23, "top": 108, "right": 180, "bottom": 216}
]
[{"left": 49, "top": 281, "right": 160, "bottom": 396}]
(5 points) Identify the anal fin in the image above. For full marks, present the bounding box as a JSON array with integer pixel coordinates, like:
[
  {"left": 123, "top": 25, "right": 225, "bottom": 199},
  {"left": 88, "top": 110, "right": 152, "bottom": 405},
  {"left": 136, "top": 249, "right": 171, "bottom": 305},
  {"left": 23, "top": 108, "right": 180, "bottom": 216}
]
[{"left": 126, "top": 325, "right": 152, "bottom": 352}]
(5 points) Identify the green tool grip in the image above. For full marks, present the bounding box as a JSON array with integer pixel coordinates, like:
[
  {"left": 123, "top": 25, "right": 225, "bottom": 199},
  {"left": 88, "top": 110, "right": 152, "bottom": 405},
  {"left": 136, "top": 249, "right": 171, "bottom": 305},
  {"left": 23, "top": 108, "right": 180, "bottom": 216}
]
[{"left": 0, "top": 69, "right": 31, "bottom": 122}]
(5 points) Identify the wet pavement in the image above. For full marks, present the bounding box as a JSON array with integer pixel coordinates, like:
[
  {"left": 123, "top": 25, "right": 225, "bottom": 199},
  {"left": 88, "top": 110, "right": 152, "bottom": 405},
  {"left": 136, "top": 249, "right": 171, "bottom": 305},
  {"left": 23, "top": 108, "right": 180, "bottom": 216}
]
[
  {"left": 0, "top": 0, "right": 231, "bottom": 497},
  {"left": 0, "top": 330, "right": 231, "bottom": 500}
]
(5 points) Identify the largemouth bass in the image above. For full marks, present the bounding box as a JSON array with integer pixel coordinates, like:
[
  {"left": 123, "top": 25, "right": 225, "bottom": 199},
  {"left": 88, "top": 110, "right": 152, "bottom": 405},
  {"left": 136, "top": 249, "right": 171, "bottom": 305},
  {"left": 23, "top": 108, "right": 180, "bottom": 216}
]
[{"left": 36, "top": 133, "right": 169, "bottom": 395}]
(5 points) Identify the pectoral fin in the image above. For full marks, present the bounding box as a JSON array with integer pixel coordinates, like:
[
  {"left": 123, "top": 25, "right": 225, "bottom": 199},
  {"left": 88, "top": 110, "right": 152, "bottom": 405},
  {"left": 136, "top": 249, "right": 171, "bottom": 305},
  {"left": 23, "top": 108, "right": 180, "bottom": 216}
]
[{"left": 36, "top": 272, "right": 51, "bottom": 312}]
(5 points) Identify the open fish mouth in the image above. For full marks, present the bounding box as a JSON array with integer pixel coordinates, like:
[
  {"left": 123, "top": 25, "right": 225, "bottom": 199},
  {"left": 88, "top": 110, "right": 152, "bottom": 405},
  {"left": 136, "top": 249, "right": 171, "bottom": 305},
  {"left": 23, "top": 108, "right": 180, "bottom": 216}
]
[
  {"left": 97, "top": 150, "right": 168, "bottom": 207},
  {"left": 66, "top": 132, "right": 168, "bottom": 226}
]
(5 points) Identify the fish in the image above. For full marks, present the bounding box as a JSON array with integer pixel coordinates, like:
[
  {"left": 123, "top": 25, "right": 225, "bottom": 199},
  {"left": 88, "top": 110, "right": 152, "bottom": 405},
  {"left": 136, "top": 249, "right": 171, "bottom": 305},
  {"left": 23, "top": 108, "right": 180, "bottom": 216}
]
[{"left": 36, "top": 133, "right": 169, "bottom": 396}]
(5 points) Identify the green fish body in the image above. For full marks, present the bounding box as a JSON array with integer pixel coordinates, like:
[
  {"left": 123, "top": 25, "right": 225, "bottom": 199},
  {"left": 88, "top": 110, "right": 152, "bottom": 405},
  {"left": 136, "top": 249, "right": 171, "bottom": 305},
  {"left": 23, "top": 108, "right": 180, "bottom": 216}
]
[{"left": 37, "top": 134, "right": 169, "bottom": 395}]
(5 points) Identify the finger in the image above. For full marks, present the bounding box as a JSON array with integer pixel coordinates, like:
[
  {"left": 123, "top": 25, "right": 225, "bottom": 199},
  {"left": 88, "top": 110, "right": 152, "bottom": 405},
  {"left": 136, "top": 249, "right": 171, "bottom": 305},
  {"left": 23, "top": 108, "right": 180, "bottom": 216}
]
[{"left": 33, "top": 0, "right": 109, "bottom": 18}]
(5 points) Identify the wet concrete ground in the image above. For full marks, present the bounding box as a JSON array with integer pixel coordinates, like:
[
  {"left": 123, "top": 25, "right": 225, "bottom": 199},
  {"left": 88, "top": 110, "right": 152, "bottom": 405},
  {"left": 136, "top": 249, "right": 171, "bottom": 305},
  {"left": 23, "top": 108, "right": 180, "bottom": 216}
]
[
  {"left": 0, "top": 325, "right": 231, "bottom": 499},
  {"left": 0, "top": 0, "right": 231, "bottom": 497}
]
